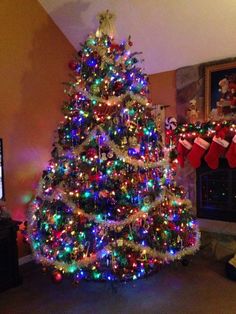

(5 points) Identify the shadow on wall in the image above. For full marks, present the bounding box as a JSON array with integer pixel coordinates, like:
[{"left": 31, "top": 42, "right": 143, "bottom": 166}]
[
  {"left": 49, "top": 0, "right": 95, "bottom": 46},
  {"left": 7, "top": 1, "right": 91, "bottom": 221}
]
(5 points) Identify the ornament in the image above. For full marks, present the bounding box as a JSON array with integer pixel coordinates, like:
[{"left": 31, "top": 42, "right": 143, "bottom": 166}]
[
  {"left": 68, "top": 60, "right": 79, "bottom": 71},
  {"left": 107, "top": 151, "right": 114, "bottom": 159},
  {"left": 128, "top": 35, "right": 133, "bottom": 47},
  {"left": 91, "top": 84, "right": 100, "bottom": 95},
  {"left": 113, "top": 117, "right": 119, "bottom": 124},
  {"left": 99, "top": 189, "right": 110, "bottom": 198},
  {"left": 143, "top": 195, "right": 151, "bottom": 205},
  {"left": 110, "top": 43, "right": 120, "bottom": 52},
  {"left": 117, "top": 239, "right": 124, "bottom": 247},
  {"left": 121, "top": 137, "right": 128, "bottom": 145},
  {"left": 101, "top": 152, "right": 107, "bottom": 160},
  {"left": 129, "top": 136, "right": 138, "bottom": 147},
  {"left": 126, "top": 120, "right": 137, "bottom": 129},
  {"left": 96, "top": 46, "right": 106, "bottom": 57},
  {"left": 89, "top": 173, "right": 101, "bottom": 182},
  {"left": 52, "top": 270, "right": 63, "bottom": 283},
  {"left": 165, "top": 117, "right": 177, "bottom": 130},
  {"left": 86, "top": 148, "right": 97, "bottom": 158}
]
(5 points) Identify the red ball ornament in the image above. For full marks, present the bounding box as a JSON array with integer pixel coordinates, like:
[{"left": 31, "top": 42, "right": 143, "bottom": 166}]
[
  {"left": 114, "top": 81, "right": 123, "bottom": 91},
  {"left": 110, "top": 43, "right": 120, "bottom": 52},
  {"left": 86, "top": 148, "right": 97, "bottom": 158},
  {"left": 168, "top": 222, "right": 176, "bottom": 231},
  {"left": 89, "top": 173, "right": 101, "bottom": 182},
  {"left": 52, "top": 270, "right": 63, "bottom": 283},
  {"left": 68, "top": 60, "right": 78, "bottom": 71}
]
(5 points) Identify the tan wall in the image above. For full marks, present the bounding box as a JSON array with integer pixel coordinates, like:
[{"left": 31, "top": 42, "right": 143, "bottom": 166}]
[
  {"left": 0, "top": 0, "right": 75, "bottom": 256},
  {"left": 149, "top": 70, "right": 176, "bottom": 117}
]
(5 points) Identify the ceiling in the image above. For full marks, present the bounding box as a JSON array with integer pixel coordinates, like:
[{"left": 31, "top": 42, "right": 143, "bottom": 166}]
[{"left": 38, "top": 0, "right": 236, "bottom": 74}]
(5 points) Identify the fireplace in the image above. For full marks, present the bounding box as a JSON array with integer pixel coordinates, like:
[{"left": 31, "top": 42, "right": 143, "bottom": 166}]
[{"left": 196, "top": 158, "right": 236, "bottom": 222}]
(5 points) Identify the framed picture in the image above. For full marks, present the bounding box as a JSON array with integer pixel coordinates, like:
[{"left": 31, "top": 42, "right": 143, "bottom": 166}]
[
  {"left": 205, "top": 61, "right": 236, "bottom": 120},
  {"left": 0, "top": 139, "right": 4, "bottom": 200}
]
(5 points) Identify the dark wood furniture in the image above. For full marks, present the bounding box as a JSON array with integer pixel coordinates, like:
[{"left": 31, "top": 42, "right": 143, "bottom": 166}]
[{"left": 0, "top": 219, "right": 21, "bottom": 292}]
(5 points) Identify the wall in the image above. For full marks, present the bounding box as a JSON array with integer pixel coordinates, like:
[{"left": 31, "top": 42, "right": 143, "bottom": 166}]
[
  {"left": 149, "top": 70, "right": 176, "bottom": 117},
  {"left": 0, "top": 0, "right": 75, "bottom": 256},
  {"left": 0, "top": 1, "right": 177, "bottom": 258}
]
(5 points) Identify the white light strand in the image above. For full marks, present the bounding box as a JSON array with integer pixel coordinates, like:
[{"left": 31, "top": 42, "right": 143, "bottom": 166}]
[
  {"left": 70, "top": 125, "right": 167, "bottom": 169},
  {"left": 74, "top": 86, "right": 149, "bottom": 107}
]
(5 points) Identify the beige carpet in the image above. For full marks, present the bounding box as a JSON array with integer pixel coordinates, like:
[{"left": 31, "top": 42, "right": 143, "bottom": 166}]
[{"left": 0, "top": 252, "right": 236, "bottom": 314}]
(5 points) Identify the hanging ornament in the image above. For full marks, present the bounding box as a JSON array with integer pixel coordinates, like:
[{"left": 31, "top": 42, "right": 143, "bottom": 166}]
[
  {"left": 129, "top": 136, "right": 138, "bottom": 147},
  {"left": 96, "top": 45, "right": 107, "bottom": 57},
  {"left": 101, "top": 152, "right": 107, "bottom": 161},
  {"left": 128, "top": 35, "right": 133, "bottom": 47},
  {"left": 99, "top": 189, "right": 110, "bottom": 198},
  {"left": 90, "top": 84, "right": 100, "bottom": 95},
  {"left": 117, "top": 239, "right": 124, "bottom": 247},
  {"left": 107, "top": 151, "right": 114, "bottom": 159},
  {"left": 51, "top": 270, "right": 63, "bottom": 283},
  {"left": 121, "top": 137, "right": 128, "bottom": 145},
  {"left": 165, "top": 117, "right": 177, "bottom": 130},
  {"left": 143, "top": 195, "right": 151, "bottom": 205},
  {"left": 86, "top": 148, "right": 97, "bottom": 159},
  {"left": 68, "top": 60, "right": 79, "bottom": 71}
]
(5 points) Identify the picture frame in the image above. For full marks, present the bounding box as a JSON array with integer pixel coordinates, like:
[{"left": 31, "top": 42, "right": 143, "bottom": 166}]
[
  {"left": 205, "top": 61, "right": 236, "bottom": 120},
  {"left": 0, "top": 139, "right": 4, "bottom": 200}
]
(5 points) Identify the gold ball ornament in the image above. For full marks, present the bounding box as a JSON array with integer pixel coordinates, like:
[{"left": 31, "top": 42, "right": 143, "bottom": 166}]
[
  {"left": 90, "top": 84, "right": 100, "bottom": 95},
  {"left": 143, "top": 195, "right": 151, "bottom": 205}
]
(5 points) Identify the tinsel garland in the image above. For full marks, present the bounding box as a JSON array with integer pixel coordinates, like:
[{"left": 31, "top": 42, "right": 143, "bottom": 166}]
[
  {"left": 32, "top": 181, "right": 192, "bottom": 230},
  {"left": 69, "top": 125, "right": 167, "bottom": 169},
  {"left": 73, "top": 86, "right": 149, "bottom": 107},
  {"left": 33, "top": 230, "right": 200, "bottom": 271}
]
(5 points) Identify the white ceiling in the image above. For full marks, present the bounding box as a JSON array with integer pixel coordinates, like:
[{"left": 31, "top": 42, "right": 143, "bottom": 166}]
[{"left": 38, "top": 0, "right": 236, "bottom": 74}]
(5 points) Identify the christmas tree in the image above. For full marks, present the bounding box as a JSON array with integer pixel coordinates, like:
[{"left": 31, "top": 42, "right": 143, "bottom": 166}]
[{"left": 28, "top": 11, "right": 200, "bottom": 283}]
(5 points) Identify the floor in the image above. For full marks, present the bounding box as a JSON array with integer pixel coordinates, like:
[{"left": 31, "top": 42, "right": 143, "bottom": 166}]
[{"left": 0, "top": 252, "right": 236, "bottom": 314}]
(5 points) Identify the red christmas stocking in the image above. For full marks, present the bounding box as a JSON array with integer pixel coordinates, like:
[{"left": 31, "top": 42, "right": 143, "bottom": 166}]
[
  {"left": 177, "top": 139, "right": 192, "bottom": 168},
  {"left": 204, "top": 136, "right": 229, "bottom": 169},
  {"left": 226, "top": 135, "right": 236, "bottom": 168},
  {"left": 187, "top": 137, "right": 210, "bottom": 168}
]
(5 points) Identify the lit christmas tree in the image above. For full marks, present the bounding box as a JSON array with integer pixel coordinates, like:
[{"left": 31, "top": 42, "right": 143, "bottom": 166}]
[{"left": 28, "top": 11, "right": 200, "bottom": 283}]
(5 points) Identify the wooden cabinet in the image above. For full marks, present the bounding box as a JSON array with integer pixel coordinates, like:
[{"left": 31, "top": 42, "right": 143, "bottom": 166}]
[{"left": 0, "top": 219, "right": 21, "bottom": 292}]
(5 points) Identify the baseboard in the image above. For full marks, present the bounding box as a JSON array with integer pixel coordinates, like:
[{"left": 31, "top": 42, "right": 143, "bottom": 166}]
[{"left": 19, "top": 254, "right": 33, "bottom": 266}]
